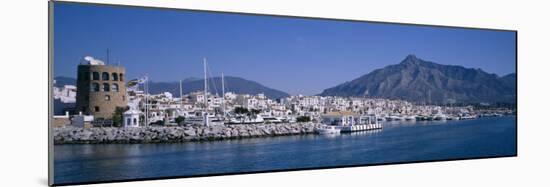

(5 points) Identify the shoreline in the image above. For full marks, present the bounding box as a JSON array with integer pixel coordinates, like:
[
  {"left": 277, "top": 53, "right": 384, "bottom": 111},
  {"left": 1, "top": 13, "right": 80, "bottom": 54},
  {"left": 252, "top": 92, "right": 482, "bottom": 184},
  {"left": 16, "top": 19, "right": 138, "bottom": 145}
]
[{"left": 54, "top": 123, "right": 321, "bottom": 144}]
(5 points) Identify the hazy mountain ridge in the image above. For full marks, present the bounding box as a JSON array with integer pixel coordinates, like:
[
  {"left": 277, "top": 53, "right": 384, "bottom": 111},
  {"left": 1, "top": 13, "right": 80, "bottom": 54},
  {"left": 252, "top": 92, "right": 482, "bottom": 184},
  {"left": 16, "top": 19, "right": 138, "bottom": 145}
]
[
  {"left": 53, "top": 76, "right": 78, "bottom": 87},
  {"left": 500, "top": 73, "right": 517, "bottom": 90},
  {"left": 53, "top": 76, "right": 290, "bottom": 99},
  {"left": 319, "top": 55, "right": 516, "bottom": 104},
  {"left": 148, "top": 76, "right": 289, "bottom": 99}
]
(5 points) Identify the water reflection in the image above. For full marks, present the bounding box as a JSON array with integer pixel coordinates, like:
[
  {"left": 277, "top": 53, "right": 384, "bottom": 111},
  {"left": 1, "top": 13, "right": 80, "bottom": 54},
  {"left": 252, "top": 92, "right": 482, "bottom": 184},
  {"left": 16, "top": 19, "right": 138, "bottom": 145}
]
[
  {"left": 382, "top": 119, "right": 460, "bottom": 128},
  {"left": 318, "top": 133, "right": 340, "bottom": 138},
  {"left": 347, "top": 129, "right": 383, "bottom": 136}
]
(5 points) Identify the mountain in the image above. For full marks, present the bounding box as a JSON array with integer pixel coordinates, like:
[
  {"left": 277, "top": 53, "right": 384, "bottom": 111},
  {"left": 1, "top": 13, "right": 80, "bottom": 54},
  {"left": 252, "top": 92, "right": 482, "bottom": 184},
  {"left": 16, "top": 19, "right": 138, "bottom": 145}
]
[
  {"left": 319, "top": 55, "right": 516, "bottom": 104},
  {"left": 500, "top": 73, "right": 517, "bottom": 90},
  {"left": 148, "top": 76, "right": 289, "bottom": 99},
  {"left": 53, "top": 76, "right": 290, "bottom": 99},
  {"left": 53, "top": 76, "right": 77, "bottom": 87}
]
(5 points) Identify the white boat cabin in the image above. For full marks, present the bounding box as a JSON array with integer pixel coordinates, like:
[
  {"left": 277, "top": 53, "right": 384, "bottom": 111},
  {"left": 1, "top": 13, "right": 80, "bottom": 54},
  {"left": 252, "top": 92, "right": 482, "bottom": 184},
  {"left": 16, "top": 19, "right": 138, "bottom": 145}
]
[
  {"left": 321, "top": 111, "right": 359, "bottom": 126},
  {"left": 322, "top": 111, "right": 379, "bottom": 126}
]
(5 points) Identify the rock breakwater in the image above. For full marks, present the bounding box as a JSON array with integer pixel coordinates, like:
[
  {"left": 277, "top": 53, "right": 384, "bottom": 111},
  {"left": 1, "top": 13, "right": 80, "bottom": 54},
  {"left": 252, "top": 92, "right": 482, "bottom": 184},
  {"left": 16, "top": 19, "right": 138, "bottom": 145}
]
[{"left": 53, "top": 123, "right": 321, "bottom": 144}]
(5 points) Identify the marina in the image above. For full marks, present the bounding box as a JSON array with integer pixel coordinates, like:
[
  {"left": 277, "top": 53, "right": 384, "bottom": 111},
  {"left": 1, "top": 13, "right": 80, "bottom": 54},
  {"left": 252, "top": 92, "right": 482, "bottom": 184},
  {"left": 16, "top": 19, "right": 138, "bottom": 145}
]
[
  {"left": 53, "top": 55, "right": 515, "bottom": 131},
  {"left": 52, "top": 56, "right": 515, "bottom": 145}
]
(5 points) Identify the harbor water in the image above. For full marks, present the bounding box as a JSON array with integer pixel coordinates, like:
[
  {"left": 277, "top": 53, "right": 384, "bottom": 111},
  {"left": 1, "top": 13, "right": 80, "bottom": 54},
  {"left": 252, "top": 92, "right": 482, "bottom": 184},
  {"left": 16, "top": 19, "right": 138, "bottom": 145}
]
[{"left": 54, "top": 116, "right": 516, "bottom": 184}]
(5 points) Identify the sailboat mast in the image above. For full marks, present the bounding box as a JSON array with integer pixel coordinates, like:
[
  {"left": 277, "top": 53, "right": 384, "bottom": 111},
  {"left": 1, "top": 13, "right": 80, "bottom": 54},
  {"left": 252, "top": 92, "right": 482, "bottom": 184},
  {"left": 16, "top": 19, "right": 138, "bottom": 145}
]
[
  {"left": 179, "top": 79, "right": 183, "bottom": 108},
  {"left": 222, "top": 73, "right": 225, "bottom": 118},
  {"left": 144, "top": 75, "right": 148, "bottom": 127},
  {"left": 203, "top": 58, "right": 208, "bottom": 108},
  {"left": 203, "top": 58, "right": 209, "bottom": 126}
]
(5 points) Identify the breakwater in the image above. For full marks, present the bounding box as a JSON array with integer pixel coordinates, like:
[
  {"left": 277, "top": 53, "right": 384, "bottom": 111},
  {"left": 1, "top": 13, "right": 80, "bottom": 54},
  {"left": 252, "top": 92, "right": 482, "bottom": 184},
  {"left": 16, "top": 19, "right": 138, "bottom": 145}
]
[{"left": 53, "top": 123, "right": 322, "bottom": 144}]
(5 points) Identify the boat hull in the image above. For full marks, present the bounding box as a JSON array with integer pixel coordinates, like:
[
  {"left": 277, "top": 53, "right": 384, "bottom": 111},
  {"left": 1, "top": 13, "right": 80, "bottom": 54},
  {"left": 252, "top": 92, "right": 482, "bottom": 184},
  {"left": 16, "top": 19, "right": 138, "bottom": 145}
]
[
  {"left": 316, "top": 129, "right": 341, "bottom": 134},
  {"left": 316, "top": 125, "right": 341, "bottom": 134},
  {"left": 338, "top": 124, "right": 383, "bottom": 133}
]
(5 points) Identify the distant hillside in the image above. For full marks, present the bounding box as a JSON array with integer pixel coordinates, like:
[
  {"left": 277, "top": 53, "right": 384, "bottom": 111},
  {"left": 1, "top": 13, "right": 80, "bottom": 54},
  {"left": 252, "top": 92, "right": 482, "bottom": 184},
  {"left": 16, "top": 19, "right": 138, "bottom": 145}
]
[
  {"left": 148, "top": 76, "right": 289, "bottom": 99},
  {"left": 53, "top": 76, "right": 77, "bottom": 87},
  {"left": 319, "top": 55, "right": 516, "bottom": 104},
  {"left": 53, "top": 76, "right": 289, "bottom": 99},
  {"left": 500, "top": 73, "right": 517, "bottom": 90}
]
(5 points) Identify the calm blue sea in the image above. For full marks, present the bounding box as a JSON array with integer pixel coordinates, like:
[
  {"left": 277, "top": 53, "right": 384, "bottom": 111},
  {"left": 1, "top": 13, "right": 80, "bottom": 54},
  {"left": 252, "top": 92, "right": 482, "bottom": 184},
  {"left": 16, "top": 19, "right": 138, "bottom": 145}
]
[{"left": 54, "top": 117, "right": 516, "bottom": 185}]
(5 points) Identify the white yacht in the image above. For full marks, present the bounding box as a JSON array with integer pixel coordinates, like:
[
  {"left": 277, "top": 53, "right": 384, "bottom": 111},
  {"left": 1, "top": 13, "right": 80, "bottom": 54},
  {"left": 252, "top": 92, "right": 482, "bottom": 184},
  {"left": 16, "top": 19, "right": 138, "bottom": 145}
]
[
  {"left": 434, "top": 114, "right": 447, "bottom": 121},
  {"left": 228, "top": 115, "right": 264, "bottom": 124},
  {"left": 446, "top": 116, "right": 460, "bottom": 120},
  {"left": 263, "top": 116, "right": 283, "bottom": 123},
  {"left": 316, "top": 125, "right": 341, "bottom": 134},
  {"left": 404, "top": 115, "right": 417, "bottom": 121},
  {"left": 337, "top": 114, "right": 383, "bottom": 133},
  {"left": 461, "top": 115, "right": 478, "bottom": 120}
]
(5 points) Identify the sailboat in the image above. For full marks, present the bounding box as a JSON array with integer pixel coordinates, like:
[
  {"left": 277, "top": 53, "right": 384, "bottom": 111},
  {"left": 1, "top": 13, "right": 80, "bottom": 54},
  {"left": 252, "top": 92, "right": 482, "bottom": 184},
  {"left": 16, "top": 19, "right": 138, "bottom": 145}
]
[
  {"left": 202, "top": 58, "right": 225, "bottom": 126},
  {"left": 178, "top": 58, "right": 225, "bottom": 126}
]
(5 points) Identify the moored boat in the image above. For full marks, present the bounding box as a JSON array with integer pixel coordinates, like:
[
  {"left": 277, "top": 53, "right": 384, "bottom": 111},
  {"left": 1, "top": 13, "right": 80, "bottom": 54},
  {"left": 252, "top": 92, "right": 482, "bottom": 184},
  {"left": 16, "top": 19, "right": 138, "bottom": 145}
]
[
  {"left": 316, "top": 125, "right": 341, "bottom": 134},
  {"left": 405, "top": 115, "right": 416, "bottom": 121},
  {"left": 338, "top": 123, "right": 383, "bottom": 133}
]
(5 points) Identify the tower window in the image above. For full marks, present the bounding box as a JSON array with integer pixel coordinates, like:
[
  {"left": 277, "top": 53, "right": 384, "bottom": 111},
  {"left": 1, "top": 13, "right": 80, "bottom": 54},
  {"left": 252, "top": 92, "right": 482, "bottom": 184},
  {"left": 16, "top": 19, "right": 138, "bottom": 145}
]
[
  {"left": 112, "top": 73, "right": 118, "bottom": 81},
  {"left": 103, "top": 83, "right": 110, "bottom": 92},
  {"left": 102, "top": 72, "right": 109, "bottom": 81},
  {"left": 94, "top": 106, "right": 100, "bottom": 112},
  {"left": 119, "top": 73, "right": 124, "bottom": 81},
  {"left": 92, "top": 72, "right": 100, "bottom": 80},
  {"left": 91, "top": 83, "right": 100, "bottom": 92},
  {"left": 105, "top": 95, "right": 111, "bottom": 101},
  {"left": 111, "top": 83, "right": 119, "bottom": 92}
]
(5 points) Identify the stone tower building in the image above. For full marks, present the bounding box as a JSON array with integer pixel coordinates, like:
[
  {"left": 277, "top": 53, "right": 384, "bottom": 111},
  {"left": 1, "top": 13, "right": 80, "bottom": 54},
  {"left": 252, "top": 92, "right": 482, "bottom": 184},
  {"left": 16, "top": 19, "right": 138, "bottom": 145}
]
[{"left": 75, "top": 56, "right": 127, "bottom": 119}]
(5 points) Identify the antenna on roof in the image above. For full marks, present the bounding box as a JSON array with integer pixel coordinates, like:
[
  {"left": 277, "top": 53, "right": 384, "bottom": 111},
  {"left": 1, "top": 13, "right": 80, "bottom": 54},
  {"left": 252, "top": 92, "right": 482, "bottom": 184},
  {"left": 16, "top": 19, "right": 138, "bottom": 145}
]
[{"left": 106, "top": 48, "right": 110, "bottom": 65}]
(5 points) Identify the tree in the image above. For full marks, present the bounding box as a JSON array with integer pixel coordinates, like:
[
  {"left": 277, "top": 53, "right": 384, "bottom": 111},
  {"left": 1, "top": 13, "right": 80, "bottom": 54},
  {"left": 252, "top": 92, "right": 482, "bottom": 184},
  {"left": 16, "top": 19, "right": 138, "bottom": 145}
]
[
  {"left": 250, "top": 109, "right": 261, "bottom": 115},
  {"left": 175, "top": 116, "right": 185, "bottom": 125},
  {"left": 139, "top": 115, "right": 145, "bottom": 126},
  {"left": 296, "top": 116, "right": 311, "bottom": 122},
  {"left": 234, "top": 107, "right": 249, "bottom": 115},
  {"left": 111, "top": 106, "right": 128, "bottom": 127}
]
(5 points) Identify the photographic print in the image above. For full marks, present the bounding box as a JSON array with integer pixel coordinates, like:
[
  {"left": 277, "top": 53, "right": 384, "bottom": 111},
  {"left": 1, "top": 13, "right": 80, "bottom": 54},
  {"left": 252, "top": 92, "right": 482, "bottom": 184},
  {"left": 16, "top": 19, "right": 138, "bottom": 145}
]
[{"left": 50, "top": 1, "right": 517, "bottom": 185}]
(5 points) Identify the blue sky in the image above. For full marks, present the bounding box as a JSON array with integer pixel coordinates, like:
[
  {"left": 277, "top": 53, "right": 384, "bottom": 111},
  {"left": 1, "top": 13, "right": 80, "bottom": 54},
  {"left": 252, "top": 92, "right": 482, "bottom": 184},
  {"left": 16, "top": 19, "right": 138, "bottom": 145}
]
[{"left": 54, "top": 2, "right": 516, "bottom": 95}]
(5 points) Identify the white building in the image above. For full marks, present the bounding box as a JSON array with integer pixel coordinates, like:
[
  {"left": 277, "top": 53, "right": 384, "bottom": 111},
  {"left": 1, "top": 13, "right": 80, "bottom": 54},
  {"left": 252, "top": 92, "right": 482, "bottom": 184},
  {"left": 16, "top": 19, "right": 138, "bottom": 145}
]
[
  {"left": 123, "top": 109, "right": 140, "bottom": 127},
  {"left": 53, "top": 85, "right": 77, "bottom": 103}
]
